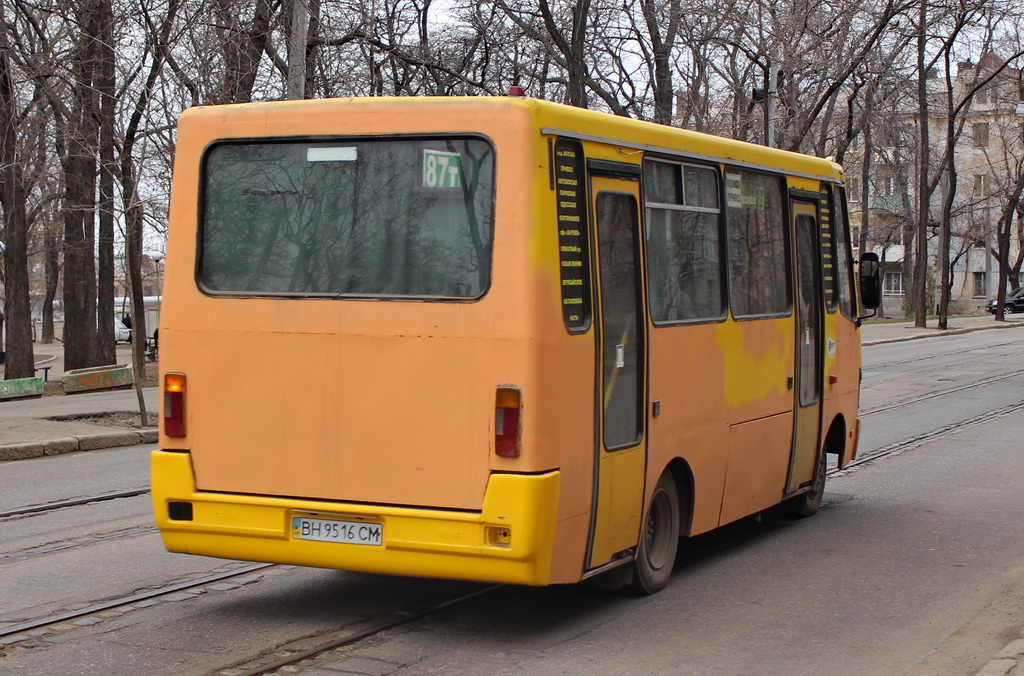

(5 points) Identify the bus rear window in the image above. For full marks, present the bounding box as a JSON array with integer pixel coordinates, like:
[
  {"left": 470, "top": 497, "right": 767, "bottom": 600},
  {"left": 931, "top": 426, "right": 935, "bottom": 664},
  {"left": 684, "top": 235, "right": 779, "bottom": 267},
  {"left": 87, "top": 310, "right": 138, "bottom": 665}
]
[{"left": 199, "top": 137, "right": 495, "bottom": 299}]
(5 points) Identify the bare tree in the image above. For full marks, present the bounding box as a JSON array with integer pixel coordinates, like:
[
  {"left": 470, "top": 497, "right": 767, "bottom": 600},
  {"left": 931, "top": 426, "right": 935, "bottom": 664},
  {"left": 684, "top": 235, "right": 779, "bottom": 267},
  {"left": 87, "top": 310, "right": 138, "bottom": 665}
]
[{"left": 0, "top": 2, "right": 34, "bottom": 379}]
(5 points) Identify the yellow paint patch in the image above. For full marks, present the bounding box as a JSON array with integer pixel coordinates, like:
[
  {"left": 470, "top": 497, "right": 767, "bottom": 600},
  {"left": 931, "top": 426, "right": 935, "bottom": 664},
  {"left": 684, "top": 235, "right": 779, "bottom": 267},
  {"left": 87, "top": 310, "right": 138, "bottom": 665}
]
[{"left": 716, "top": 318, "right": 793, "bottom": 407}]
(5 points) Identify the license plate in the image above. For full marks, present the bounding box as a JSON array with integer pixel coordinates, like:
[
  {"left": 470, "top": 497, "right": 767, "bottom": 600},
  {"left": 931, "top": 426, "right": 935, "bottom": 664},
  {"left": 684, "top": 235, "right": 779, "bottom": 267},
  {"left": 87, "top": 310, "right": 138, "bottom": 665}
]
[{"left": 292, "top": 515, "right": 383, "bottom": 546}]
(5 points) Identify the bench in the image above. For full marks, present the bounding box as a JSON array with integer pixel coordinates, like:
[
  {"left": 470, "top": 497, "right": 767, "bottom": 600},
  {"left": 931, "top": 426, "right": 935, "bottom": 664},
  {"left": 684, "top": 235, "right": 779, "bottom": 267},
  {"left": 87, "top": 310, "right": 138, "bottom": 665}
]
[{"left": 34, "top": 365, "right": 52, "bottom": 382}]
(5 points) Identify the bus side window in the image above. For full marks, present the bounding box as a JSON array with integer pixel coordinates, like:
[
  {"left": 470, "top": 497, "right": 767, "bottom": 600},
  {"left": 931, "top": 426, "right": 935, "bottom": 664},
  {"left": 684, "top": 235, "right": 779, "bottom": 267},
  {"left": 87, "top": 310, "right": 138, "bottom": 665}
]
[
  {"left": 725, "top": 171, "right": 790, "bottom": 318},
  {"left": 642, "top": 160, "right": 725, "bottom": 323},
  {"left": 833, "top": 186, "right": 858, "bottom": 320}
]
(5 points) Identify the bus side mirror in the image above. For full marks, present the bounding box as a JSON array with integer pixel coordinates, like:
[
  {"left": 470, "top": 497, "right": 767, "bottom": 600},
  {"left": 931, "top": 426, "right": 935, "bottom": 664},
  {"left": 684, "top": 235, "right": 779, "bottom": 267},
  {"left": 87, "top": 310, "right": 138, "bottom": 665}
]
[{"left": 859, "top": 252, "right": 882, "bottom": 313}]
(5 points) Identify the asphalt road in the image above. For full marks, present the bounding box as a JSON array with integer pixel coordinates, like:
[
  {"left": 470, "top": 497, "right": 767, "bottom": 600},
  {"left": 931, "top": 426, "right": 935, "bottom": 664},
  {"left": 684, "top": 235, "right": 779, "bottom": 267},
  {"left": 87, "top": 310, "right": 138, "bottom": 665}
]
[{"left": 2, "top": 329, "right": 1023, "bottom": 675}]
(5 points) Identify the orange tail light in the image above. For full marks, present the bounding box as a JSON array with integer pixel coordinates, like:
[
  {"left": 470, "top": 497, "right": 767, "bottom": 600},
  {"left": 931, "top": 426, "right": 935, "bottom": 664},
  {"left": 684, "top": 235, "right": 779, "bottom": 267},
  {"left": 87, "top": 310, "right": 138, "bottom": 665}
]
[
  {"left": 164, "top": 373, "right": 187, "bottom": 438},
  {"left": 495, "top": 386, "right": 522, "bottom": 458}
]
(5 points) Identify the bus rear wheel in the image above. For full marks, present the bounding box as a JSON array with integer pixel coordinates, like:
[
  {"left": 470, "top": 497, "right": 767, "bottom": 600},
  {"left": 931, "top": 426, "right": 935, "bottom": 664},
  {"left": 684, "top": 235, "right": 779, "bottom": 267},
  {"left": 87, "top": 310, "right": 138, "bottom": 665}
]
[{"left": 631, "top": 472, "right": 680, "bottom": 595}]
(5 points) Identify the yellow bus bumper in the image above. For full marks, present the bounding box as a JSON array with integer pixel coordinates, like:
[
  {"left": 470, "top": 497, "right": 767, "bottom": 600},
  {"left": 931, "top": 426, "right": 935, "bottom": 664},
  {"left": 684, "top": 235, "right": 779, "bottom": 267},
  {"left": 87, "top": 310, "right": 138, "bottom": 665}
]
[{"left": 151, "top": 451, "right": 561, "bottom": 586}]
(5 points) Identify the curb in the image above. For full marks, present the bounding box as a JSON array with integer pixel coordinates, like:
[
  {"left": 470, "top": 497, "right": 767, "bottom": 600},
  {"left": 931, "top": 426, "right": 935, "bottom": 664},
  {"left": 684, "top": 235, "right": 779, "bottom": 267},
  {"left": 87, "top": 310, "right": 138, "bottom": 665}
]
[
  {"left": 976, "top": 636, "right": 1024, "bottom": 675},
  {"left": 0, "top": 429, "right": 158, "bottom": 462},
  {"left": 862, "top": 320, "right": 1024, "bottom": 347}
]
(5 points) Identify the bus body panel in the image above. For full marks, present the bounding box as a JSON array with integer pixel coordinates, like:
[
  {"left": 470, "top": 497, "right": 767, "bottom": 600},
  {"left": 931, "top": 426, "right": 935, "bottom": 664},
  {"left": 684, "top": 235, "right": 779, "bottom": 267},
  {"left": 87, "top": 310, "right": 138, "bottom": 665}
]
[
  {"left": 176, "top": 329, "right": 503, "bottom": 509},
  {"left": 823, "top": 310, "right": 862, "bottom": 465},
  {"left": 154, "top": 95, "right": 863, "bottom": 586},
  {"left": 645, "top": 323, "right": 729, "bottom": 536},
  {"left": 152, "top": 451, "right": 561, "bottom": 585}
]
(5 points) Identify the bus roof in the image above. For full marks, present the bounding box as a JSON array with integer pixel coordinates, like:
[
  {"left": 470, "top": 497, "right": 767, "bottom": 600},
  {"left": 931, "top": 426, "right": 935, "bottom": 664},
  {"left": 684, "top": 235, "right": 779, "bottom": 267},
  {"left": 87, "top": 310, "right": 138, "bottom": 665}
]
[{"left": 179, "top": 95, "right": 844, "bottom": 183}]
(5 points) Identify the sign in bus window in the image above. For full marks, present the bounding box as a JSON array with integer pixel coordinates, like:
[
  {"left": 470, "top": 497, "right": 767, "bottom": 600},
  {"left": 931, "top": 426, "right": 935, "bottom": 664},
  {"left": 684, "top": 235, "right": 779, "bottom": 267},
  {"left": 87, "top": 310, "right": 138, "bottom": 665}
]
[
  {"left": 819, "top": 184, "right": 838, "bottom": 311},
  {"left": 554, "top": 139, "right": 590, "bottom": 331},
  {"left": 422, "top": 149, "right": 462, "bottom": 189}
]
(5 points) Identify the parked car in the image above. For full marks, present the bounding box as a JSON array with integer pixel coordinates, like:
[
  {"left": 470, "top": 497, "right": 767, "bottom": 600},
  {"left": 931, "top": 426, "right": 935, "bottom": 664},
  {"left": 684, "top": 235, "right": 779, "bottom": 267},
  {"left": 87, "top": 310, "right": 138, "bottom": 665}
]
[
  {"left": 114, "top": 320, "right": 132, "bottom": 343},
  {"left": 985, "top": 287, "right": 1024, "bottom": 315}
]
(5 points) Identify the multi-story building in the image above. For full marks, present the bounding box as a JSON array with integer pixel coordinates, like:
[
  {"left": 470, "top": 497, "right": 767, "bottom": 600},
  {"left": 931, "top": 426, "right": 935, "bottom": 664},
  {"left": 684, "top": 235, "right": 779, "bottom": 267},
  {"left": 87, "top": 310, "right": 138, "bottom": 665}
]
[{"left": 849, "top": 51, "right": 1023, "bottom": 316}]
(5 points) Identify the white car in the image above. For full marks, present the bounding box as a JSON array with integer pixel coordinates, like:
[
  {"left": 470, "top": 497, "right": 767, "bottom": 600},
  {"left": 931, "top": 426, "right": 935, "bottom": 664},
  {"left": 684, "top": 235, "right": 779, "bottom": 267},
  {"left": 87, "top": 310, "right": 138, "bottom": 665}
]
[{"left": 115, "top": 320, "right": 132, "bottom": 343}]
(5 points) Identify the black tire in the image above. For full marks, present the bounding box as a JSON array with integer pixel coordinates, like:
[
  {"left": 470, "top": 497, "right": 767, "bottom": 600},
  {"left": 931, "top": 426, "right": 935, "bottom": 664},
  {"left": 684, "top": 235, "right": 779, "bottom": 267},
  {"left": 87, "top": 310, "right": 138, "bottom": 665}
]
[
  {"left": 631, "top": 472, "right": 681, "bottom": 595},
  {"left": 791, "top": 449, "right": 827, "bottom": 518}
]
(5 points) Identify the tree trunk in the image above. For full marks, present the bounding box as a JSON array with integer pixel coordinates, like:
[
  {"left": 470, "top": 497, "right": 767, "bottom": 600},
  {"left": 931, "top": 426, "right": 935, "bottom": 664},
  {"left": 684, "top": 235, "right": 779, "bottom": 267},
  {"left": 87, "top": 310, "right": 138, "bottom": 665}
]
[
  {"left": 913, "top": 5, "right": 929, "bottom": 328},
  {"left": 642, "top": 0, "right": 680, "bottom": 125},
  {"left": 993, "top": 171, "right": 1024, "bottom": 322},
  {"left": 96, "top": 0, "right": 117, "bottom": 365},
  {"left": 63, "top": 0, "right": 103, "bottom": 371},
  {"left": 538, "top": 0, "right": 590, "bottom": 109},
  {"left": 42, "top": 224, "right": 59, "bottom": 344},
  {"left": 214, "top": 0, "right": 275, "bottom": 104},
  {"left": 124, "top": 164, "right": 149, "bottom": 425},
  {"left": 118, "top": 0, "right": 183, "bottom": 425},
  {"left": 0, "top": 13, "right": 35, "bottom": 379},
  {"left": 860, "top": 115, "right": 880, "bottom": 317}
]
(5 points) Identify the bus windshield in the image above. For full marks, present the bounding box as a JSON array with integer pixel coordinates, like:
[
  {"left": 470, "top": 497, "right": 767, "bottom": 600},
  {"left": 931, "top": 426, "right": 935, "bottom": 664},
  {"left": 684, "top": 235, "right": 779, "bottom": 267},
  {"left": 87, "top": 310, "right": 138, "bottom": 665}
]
[{"left": 199, "top": 136, "right": 495, "bottom": 299}]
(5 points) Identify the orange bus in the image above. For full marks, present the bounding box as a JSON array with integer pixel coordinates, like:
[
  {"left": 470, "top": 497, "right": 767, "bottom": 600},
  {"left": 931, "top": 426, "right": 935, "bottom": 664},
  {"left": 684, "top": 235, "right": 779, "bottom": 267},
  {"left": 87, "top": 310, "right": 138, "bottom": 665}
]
[{"left": 152, "top": 94, "right": 880, "bottom": 594}]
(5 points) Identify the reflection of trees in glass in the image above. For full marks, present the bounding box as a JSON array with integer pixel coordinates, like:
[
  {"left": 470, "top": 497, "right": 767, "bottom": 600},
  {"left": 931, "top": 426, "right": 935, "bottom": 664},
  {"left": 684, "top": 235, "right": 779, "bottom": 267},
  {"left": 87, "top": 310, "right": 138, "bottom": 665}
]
[
  {"left": 726, "top": 173, "right": 789, "bottom": 316},
  {"left": 200, "top": 138, "right": 495, "bottom": 298},
  {"left": 647, "top": 209, "right": 722, "bottom": 321},
  {"left": 643, "top": 160, "right": 723, "bottom": 322}
]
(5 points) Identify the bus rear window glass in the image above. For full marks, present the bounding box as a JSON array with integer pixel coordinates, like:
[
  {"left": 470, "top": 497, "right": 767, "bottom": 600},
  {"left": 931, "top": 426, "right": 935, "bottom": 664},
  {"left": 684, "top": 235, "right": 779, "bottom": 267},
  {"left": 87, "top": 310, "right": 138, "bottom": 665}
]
[
  {"left": 199, "top": 138, "right": 495, "bottom": 298},
  {"left": 725, "top": 171, "right": 790, "bottom": 317}
]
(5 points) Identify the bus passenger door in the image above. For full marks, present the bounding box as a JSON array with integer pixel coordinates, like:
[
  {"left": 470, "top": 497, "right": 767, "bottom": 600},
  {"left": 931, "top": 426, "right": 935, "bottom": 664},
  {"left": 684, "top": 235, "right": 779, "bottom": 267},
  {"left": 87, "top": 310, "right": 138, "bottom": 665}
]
[
  {"left": 787, "top": 199, "right": 824, "bottom": 493},
  {"left": 586, "top": 169, "right": 648, "bottom": 570}
]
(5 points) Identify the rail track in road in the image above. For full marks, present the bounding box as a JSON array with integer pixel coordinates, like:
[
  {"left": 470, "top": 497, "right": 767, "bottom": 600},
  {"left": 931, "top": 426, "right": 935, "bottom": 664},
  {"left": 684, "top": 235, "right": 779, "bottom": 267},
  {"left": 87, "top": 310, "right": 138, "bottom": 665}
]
[
  {"left": 860, "top": 368, "right": 1024, "bottom": 417},
  {"left": 0, "top": 562, "right": 277, "bottom": 643},
  {"left": 832, "top": 400, "right": 1024, "bottom": 478},
  {"left": 220, "top": 584, "right": 501, "bottom": 676},
  {"left": 0, "top": 555, "right": 500, "bottom": 676},
  {"left": 862, "top": 338, "right": 1022, "bottom": 371},
  {"left": 0, "top": 487, "right": 149, "bottom": 519},
  {"left": 0, "top": 487, "right": 156, "bottom": 563}
]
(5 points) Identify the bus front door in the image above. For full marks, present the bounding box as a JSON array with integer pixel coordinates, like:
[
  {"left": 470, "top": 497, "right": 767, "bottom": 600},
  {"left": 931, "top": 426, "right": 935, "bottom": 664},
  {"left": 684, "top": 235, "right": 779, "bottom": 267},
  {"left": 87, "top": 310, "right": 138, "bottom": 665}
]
[
  {"left": 787, "top": 199, "right": 824, "bottom": 493},
  {"left": 586, "top": 170, "right": 648, "bottom": 570}
]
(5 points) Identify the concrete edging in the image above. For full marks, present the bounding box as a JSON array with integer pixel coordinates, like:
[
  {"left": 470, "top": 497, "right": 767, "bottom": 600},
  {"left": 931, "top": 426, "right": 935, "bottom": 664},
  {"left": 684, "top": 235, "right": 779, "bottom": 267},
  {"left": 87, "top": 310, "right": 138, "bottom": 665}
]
[
  {"left": 862, "top": 320, "right": 1024, "bottom": 347},
  {"left": 0, "top": 377, "right": 44, "bottom": 401},
  {"left": 0, "top": 428, "right": 158, "bottom": 462},
  {"left": 62, "top": 364, "right": 134, "bottom": 394}
]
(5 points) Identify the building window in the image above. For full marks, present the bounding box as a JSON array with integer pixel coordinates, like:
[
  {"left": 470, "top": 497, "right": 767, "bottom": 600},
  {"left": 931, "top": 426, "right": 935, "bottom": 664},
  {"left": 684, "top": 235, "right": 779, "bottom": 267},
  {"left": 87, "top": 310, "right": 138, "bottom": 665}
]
[
  {"left": 973, "top": 272, "right": 986, "bottom": 298},
  {"left": 848, "top": 177, "right": 861, "bottom": 203},
  {"left": 973, "top": 123, "right": 990, "bottom": 148},
  {"left": 974, "top": 174, "right": 987, "bottom": 195},
  {"left": 884, "top": 271, "right": 904, "bottom": 296}
]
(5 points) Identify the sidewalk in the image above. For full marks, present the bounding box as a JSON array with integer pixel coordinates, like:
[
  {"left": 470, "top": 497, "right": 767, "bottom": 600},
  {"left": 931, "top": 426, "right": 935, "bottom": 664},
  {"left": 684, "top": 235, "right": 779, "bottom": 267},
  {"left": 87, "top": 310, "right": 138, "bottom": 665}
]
[
  {"left": 861, "top": 312, "right": 1024, "bottom": 346},
  {"left": 0, "top": 386, "right": 158, "bottom": 461}
]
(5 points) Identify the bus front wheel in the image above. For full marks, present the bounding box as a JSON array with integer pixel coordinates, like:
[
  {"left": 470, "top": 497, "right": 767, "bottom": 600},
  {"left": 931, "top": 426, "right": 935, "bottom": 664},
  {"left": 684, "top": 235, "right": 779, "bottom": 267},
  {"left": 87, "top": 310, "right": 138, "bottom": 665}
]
[{"left": 631, "top": 472, "right": 681, "bottom": 595}]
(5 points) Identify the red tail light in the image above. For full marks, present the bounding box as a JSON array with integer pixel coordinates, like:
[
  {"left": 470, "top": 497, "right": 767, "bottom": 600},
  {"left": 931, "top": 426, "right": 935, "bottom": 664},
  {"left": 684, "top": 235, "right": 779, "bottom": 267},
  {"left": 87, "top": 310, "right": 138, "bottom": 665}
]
[
  {"left": 164, "top": 373, "right": 187, "bottom": 438},
  {"left": 495, "top": 387, "right": 521, "bottom": 458}
]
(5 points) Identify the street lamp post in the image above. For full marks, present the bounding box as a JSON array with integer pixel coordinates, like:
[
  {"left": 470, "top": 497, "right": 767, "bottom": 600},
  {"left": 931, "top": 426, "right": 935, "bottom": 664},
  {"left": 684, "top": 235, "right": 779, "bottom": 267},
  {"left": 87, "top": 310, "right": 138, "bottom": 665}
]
[{"left": 149, "top": 252, "right": 165, "bottom": 301}]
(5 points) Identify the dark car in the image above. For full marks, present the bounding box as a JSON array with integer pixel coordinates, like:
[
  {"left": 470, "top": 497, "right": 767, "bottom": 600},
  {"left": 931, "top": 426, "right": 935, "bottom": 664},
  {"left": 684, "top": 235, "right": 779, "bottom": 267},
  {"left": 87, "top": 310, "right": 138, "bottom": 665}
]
[{"left": 986, "top": 287, "right": 1024, "bottom": 315}]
